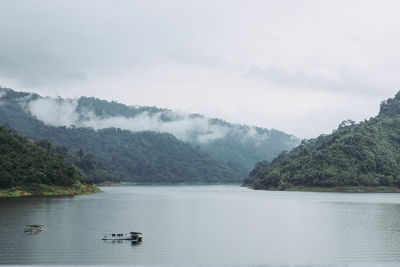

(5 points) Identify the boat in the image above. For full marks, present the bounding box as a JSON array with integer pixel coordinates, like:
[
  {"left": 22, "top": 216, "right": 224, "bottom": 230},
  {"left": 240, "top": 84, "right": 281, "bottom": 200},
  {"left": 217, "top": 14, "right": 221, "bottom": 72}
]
[
  {"left": 24, "top": 225, "right": 44, "bottom": 232},
  {"left": 102, "top": 232, "right": 143, "bottom": 242},
  {"left": 130, "top": 232, "right": 143, "bottom": 244}
]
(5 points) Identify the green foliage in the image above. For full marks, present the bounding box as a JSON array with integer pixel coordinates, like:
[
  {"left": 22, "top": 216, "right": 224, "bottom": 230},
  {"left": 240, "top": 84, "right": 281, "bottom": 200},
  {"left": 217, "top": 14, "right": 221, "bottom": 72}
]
[
  {"left": 0, "top": 183, "right": 102, "bottom": 198},
  {"left": 0, "top": 87, "right": 298, "bottom": 183},
  {"left": 68, "top": 149, "right": 120, "bottom": 183},
  {"left": 35, "top": 140, "right": 120, "bottom": 184},
  {"left": 0, "top": 95, "right": 240, "bottom": 184},
  {"left": 29, "top": 127, "right": 240, "bottom": 183},
  {"left": 198, "top": 127, "right": 298, "bottom": 176},
  {"left": 77, "top": 97, "right": 166, "bottom": 118},
  {"left": 245, "top": 92, "right": 400, "bottom": 190},
  {"left": 77, "top": 95, "right": 299, "bottom": 176},
  {"left": 0, "top": 126, "right": 89, "bottom": 189}
]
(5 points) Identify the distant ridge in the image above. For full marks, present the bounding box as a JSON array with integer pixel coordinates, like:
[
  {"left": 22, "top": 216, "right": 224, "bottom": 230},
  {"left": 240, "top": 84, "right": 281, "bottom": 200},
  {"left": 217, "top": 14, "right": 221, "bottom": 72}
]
[{"left": 0, "top": 87, "right": 298, "bottom": 183}]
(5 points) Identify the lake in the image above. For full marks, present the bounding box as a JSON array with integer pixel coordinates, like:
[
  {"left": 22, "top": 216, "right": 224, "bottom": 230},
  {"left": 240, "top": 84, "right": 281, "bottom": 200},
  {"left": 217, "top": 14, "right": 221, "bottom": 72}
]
[{"left": 1, "top": 185, "right": 400, "bottom": 265}]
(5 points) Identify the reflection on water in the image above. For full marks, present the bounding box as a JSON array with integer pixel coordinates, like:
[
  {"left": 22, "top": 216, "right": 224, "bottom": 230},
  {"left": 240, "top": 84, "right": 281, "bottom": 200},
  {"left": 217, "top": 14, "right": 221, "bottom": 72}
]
[{"left": 1, "top": 185, "right": 400, "bottom": 265}]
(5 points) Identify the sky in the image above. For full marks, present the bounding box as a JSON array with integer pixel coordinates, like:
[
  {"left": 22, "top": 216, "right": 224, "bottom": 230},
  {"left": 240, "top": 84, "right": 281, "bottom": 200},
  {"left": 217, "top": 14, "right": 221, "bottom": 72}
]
[{"left": 1, "top": 0, "right": 400, "bottom": 138}]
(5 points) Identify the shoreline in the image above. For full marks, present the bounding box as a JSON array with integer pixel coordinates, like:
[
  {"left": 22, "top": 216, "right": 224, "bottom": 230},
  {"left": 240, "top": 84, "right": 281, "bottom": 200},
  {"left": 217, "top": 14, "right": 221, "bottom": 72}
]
[
  {"left": 96, "top": 181, "right": 242, "bottom": 186},
  {"left": 0, "top": 183, "right": 102, "bottom": 198},
  {"left": 5, "top": 183, "right": 399, "bottom": 197},
  {"left": 249, "top": 185, "right": 400, "bottom": 193}
]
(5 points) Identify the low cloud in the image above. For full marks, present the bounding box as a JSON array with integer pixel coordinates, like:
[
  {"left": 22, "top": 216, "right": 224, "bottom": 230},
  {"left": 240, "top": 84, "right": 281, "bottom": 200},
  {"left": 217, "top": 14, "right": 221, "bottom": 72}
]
[
  {"left": 0, "top": 90, "right": 7, "bottom": 99},
  {"left": 27, "top": 98, "right": 79, "bottom": 127},
  {"left": 23, "top": 97, "right": 270, "bottom": 144}
]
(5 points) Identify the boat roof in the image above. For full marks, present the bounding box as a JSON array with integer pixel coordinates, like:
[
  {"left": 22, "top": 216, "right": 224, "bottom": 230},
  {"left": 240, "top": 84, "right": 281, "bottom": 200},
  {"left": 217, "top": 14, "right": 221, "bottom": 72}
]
[
  {"left": 104, "top": 232, "right": 142, "bottom": 235},
  {"left": 130, "top": 232, "right": 142, "bottom": 235},
  {"left": 25, "top": 225, "right": 43, "bottom": 227}
]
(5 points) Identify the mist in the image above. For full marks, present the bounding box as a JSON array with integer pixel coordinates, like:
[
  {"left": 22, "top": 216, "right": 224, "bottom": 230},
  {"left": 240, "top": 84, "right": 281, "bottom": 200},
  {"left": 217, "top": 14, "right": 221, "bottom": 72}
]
[{"left": 23, "top": 97, "right": 270, "bottom": 144}]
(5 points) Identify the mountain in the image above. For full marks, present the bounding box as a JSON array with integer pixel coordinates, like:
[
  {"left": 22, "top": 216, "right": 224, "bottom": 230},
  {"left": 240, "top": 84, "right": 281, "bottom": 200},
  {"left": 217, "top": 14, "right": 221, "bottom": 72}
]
[
  {"left": 0, "top": 88, "right": 242, "bottom": 183},
  {"left": 244, "top": 91, "right": 400, "bottom": 192},
  {"left": 76, "top": 96, "right": 299, "bottom": 175},
  {"left": 0, "top": 126, "right": 100, "bottom": 197},
  {"left": 0, "top": 87, "right": 298, "bottom": 183}
]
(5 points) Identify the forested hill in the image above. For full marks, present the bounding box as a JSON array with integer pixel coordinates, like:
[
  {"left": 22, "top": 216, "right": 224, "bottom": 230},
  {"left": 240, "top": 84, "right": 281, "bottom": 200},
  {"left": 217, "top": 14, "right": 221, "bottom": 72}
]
[
  {"left": 0, "top": 87, "right": 298, "bottom": 177},
  {"left": 0, "top": 87, "right": 298, "bottom": 182},
  {"left": 244, "top": 91, "right": 400, "bottom": 191},
  {"left": 0, "top": 89, "right": 241, "bottom": 183},
  {"left": 0, "top": 126, "right": 99, "bottom": 196},
  {"left": 76, "top": 96, "right": 299, "bottom": 174}
]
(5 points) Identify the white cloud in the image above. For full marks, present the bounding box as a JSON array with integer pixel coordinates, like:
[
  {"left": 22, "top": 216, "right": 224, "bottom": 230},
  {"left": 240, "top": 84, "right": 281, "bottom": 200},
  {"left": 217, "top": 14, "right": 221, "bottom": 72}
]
[
  {"left": 26, "top": 98, "right": 80, "bottom": 127},
  {"left": 0, "top": 89, "right": 7, "bottom": 99},
  {"left": 22, "top": 97, "right": 271, "bottom": 144}
]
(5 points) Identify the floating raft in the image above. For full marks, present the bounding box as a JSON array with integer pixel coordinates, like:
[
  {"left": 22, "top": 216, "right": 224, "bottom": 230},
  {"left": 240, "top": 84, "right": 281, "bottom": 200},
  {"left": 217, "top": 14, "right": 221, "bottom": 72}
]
[{"left": 102, "top": 232, "right": 143, "bottom": 242}]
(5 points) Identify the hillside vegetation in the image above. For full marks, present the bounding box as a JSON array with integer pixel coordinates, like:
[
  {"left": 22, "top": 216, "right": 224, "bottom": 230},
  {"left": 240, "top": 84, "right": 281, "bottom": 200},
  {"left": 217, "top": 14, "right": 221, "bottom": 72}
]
[
  {"left": 244, "top": 92, "right": 400, "bottom": 192},
  {"left": 0, "top": 127, "right": 100, "bottom": 197},
  {"left": 34, "top": 140, "right": 120, "bottom": 184},
  {"left": 0, "top": 94, "right": 239, "bottom": 183},
  {"left": 0, "top": 87, "right": 298, "bottom": 183},
  {"left": 76, "top": 97, "right": 299, "bottom": 175}
]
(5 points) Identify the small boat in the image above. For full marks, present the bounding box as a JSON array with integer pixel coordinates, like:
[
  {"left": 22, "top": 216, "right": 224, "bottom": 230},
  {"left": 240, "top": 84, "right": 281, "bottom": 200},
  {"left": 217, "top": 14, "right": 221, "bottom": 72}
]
[
  {"left": 102, "top": 232, "right": 143, "bottom": 242},
  {"left": 24, "top": 225, "right": 44, "bottom": 232},
  {"left": 130, "top": 232, "right": 143, "bottom": 243}
]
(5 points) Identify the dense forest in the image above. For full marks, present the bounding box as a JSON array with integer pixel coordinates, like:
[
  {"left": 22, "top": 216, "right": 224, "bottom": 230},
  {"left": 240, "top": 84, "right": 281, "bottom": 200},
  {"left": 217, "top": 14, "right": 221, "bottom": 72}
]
[
  {"left": 244, "top": 92, "right": 400, "bottom": 191},
  {"left": 0, "top": 90, "right": 240, "bottom": 183},
  {"left": 0, "top": 87, "right": 298, "bottom": 183},
  {"left": 0, "top": 126, "right": 99, "bottom": 196},
  {"left": 77, "top": 97, "right": 299, "bottom": 175},
  {"left": 78, "top": 96, "right": 299, "bottom": 174},
  {"left": 34, "top": 140, "right": 120, "bottom": 184}
]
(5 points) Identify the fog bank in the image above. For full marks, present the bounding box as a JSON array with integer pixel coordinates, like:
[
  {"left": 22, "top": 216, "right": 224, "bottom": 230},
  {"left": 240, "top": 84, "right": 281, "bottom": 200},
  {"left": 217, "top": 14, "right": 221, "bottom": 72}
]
[{"left": 23, "top": 97, "right": 270, "bottom": 144}]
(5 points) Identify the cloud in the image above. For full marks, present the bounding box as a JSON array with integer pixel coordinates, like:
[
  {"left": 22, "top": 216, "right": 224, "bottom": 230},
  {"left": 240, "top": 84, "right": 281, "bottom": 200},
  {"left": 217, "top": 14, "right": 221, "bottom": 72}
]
[
  {"left": 240, "top": 127, "right": 268, "bottom": 144},
  {"left": 26, "top": 98, "right": 80, "bottom": 127},
  {"left": 0, "top": 89, "right": 8, "bottom": 99},
  {"left": 22, "top": 97, "right": 271, "bottom": 144},
  {"left": 82, "top": 111, "right": 232, "bottom": 144}
]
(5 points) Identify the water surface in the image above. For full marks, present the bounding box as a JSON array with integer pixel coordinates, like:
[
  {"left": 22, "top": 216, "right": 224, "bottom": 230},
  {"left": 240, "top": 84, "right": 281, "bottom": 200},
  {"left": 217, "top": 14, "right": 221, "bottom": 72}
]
[{"left": 1, "top": 185, "right": 400, "bottom": 265}]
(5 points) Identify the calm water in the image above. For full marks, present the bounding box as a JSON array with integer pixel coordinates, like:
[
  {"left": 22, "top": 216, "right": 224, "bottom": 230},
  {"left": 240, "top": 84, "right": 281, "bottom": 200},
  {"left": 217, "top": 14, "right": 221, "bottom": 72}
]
[{"left": 1, "top": 185, "right": 400, "bottom": 265}]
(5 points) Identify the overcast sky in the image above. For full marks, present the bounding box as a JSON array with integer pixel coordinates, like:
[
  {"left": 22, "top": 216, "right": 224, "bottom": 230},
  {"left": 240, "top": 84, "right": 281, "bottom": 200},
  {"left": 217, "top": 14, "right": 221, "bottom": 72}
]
[{"left": 1, "top": 0, "right": 399, "bottom": 138}]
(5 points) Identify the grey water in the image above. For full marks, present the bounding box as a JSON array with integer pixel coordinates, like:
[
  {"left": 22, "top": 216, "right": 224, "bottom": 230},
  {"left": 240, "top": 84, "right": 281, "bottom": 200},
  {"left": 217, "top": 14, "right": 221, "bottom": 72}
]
[{"left": 1, "top": 185, "right": 400, "bottom": 265}]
